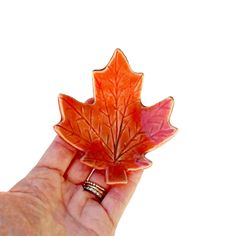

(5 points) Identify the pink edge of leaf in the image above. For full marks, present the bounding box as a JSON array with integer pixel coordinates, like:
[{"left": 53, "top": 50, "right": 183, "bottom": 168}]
[
  {"left": 127, "top": 157, "right": 153, "bottom": 171},
  {"left": 150, "top": 127, "right": 178, "bottom": 151}
]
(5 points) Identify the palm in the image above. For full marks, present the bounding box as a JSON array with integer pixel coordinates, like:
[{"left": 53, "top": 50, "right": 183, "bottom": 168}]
[
  {"left": 10, "top": 168, "right": 113, "bottom": 236},
  {"left": 4, "top": 137, "right": 142, "bottom": 236}
]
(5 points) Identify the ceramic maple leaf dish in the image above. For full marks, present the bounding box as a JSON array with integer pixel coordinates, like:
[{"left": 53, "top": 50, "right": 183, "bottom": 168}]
[{"left": 54, "top": 49, "right": 177, "bottom": 185}]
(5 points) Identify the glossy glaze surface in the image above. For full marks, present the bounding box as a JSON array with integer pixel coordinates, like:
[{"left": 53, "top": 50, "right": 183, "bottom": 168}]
[{"left": 54, "top": 49, "right": 177, "bottom": 184}]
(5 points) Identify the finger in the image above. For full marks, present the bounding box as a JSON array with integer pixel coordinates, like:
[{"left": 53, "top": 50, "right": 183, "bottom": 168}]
[
  {"left": 66, "top": 174, "right": 110, "bottom": 234},
  {"left": 81, "top": 169, "right": 110, "bottom": 202},
  {"left": 63, "top": 151, "right": 91, "bottom": 184},
  {"left": 67, "top": 182, "right": 114, "bottom": 235},
  {"left": 101, "top": 170, "right": 143, "bottom": 226},
  {"left": 67, "top": 170, "right": 109, "bottom": 218},
  {"left": 69, "top": 170, "right": 109, "bottom": 207},
  {"left": 36, "top": 136, "right": 78, "bottom": 175}
]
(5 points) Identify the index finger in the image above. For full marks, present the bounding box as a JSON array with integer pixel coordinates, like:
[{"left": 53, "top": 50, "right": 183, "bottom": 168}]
[{"left": 36, "top": 136, "right": 78, "bottom": 175}]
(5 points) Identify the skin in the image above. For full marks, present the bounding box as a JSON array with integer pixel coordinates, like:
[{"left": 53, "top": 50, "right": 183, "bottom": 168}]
[{"left": 0, "top": 136, "right": 143, "bottom": 236}]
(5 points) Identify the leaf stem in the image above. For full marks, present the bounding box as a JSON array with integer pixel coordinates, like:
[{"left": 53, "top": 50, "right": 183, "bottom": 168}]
[{"left": 86, "top": 168, "right": 96, "bottom": 181}]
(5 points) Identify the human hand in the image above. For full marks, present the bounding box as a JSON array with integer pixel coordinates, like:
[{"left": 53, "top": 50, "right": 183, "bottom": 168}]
[{"left": 0, "top": 136, "right": 142, "bottom": 236}]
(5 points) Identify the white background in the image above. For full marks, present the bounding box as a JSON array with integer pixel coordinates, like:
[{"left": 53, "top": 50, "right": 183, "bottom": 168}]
[{"left": 0, "top": 1, "right": 236, "bottom": 235}]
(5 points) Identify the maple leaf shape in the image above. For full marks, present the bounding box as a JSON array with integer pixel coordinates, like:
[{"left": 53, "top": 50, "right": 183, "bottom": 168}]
[{"left": 54, "top": 49, "right": 177, "bottom": 184}]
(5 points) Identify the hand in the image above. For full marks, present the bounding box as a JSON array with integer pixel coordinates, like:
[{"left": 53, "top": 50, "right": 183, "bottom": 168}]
[{"left": 0, "top": 136, "right": 142, "bottom": 236}]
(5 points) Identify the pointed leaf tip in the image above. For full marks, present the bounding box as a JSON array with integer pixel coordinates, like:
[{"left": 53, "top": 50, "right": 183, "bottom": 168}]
[{"left": 110, "top": 48, "right": 129, "bottom": 68}]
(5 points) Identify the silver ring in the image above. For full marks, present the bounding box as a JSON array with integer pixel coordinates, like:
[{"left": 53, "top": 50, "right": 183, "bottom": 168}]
[{"left": 83, "top": 180, "right": 107, "bottom": 201}]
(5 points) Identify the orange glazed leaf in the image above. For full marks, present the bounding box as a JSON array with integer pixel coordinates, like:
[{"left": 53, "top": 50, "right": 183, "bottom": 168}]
[{"left": 54, "top": 49, "right": 177, "bottom": 184}]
